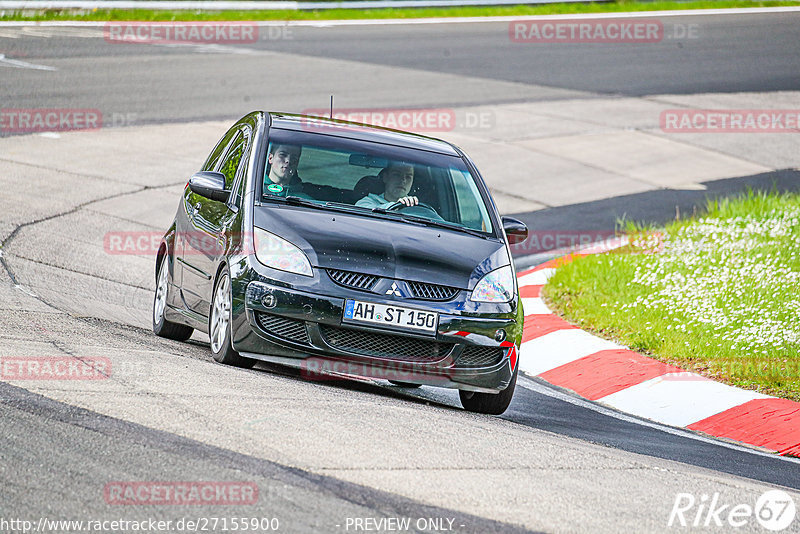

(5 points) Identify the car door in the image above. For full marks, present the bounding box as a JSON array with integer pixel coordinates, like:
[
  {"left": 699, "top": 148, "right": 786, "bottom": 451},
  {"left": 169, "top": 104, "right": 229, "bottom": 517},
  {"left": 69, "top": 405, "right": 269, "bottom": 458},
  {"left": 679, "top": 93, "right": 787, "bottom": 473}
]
[
  {"left": 181, "top": 126, "right": 250, "bottom": 317},
  {"left": 175, "top": 125, "right": 239, "bottom": 312}
]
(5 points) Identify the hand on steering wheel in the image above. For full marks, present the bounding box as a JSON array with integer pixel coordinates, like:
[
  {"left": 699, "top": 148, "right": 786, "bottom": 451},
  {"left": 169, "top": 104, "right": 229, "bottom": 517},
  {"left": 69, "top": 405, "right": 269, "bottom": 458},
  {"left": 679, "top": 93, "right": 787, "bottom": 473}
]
[
  {"left": 388, "top": 196, "right": 419, "bottom": 208},
  {"left": 387, "top": 197, "right": 435, "bottom": 212}
]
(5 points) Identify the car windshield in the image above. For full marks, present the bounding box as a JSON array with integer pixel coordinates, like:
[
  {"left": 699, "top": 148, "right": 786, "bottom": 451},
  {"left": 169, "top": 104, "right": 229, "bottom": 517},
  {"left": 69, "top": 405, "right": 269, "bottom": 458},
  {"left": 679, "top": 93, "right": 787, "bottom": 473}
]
[{"left": 261, "top": 128, "right": 493, "bottom": 234}]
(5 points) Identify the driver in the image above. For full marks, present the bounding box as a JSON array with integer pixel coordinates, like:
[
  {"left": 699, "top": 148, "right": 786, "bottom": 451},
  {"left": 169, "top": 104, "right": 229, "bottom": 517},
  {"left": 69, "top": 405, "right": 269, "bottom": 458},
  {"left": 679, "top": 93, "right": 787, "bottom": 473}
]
[{"left": 355, "top": 161, "right": 418, "bottom": 209}]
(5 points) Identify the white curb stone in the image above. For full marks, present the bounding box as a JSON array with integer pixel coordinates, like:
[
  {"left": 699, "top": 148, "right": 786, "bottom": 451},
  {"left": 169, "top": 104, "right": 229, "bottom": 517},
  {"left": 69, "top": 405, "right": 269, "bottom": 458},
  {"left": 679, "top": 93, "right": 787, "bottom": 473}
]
[
  {"left": 519, "top": 329, "right": 622, "bottom": 376},
  {"left": 598, "top": 374, "right": 772, "bottom": 428}
]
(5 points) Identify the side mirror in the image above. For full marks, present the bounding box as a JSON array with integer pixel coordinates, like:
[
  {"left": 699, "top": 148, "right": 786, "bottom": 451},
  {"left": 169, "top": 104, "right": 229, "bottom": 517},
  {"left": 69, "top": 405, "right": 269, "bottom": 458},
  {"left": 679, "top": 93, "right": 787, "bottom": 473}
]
[
  {"left": 501, "top": 216, "right": 528, "bottom": 245},
  {"left": 188, "top": 171, "right": 229, "bottom": 203}
]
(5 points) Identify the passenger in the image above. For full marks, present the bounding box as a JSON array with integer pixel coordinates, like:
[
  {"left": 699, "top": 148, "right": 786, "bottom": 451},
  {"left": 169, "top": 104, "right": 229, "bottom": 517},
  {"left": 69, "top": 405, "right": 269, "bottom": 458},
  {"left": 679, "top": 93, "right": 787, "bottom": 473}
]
[
  {"left": 266, "top": 143, "right": 302, "bottom": 187},
  {"left": 265, "top": 143, "right": 319, "bottom": 200},
  {"left": 356, "top": 161, "right": 418, "bottom": 209}
]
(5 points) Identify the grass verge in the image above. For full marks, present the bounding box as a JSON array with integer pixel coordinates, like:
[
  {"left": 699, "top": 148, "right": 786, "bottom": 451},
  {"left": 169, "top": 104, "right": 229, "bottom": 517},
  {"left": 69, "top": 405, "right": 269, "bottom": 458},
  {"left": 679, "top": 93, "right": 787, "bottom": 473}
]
[
  {"left": 544, "top": 190, "right": 800, "bottom": 401},
  {"left": 1, "top": 0, "right": 799, "bottom": 21}
]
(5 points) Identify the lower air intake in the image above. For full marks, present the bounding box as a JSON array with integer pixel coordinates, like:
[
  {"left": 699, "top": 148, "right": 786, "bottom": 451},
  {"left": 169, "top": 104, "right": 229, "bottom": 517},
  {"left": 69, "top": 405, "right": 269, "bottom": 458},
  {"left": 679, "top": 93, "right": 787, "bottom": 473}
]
[
  {"left": 320, "top": 325, "right": 453, "bottom": 362},
  {"left": 457, "top": 346, "right": 504, "bottom": 367},
  {"left": 255, "top": 312, "right": 310, "bottom": 345}
]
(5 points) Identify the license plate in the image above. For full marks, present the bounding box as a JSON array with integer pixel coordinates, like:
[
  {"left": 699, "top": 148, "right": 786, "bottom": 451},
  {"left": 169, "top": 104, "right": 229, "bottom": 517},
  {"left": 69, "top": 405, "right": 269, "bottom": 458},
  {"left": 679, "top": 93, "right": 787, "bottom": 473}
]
[{"left": 343, "top": 299, "right": 438, "bottom": 334}]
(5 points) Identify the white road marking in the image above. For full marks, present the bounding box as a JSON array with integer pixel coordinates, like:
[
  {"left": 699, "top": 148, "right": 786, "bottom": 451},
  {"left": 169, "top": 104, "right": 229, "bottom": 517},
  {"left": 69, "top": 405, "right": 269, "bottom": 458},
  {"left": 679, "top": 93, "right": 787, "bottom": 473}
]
[
  {"left": 520, "top": 296, "right": 550, "bottom": 315},
  {"left": 517, "top": 268, "right": 555, "bottom": 287},
  {"left": 154, "top": 42, "right": 264, "bottom": 55},
  {"left": 14, "top": 284, "right": 39, "bottom": 297},
  {"left": 518, "top": 375, "right": 800, "bottom": 464},
  {"left": 519, "top": 328, "right": 622, "bottom": 376},
  {"left": 598, "top": 373, "right": 772, "bottom": 428},
  {"left": 0, "top": 53, "right": 57, "bottom": 71},
  {"left": 0, "top": 26, "right": 101, "bottom": 37},
  {"left": 0, "top": 26, "right": 264, "bottom": 55}
]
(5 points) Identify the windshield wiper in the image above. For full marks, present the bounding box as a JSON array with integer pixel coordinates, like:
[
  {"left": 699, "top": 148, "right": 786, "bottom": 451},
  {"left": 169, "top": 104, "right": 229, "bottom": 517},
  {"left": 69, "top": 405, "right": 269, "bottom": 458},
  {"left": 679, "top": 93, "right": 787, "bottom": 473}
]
[
  {"left": 375, "top": 210, "right": 491, "bottom": 238},
  {"left": 409, "top": 216, "right": 490, "bottom": 238},
  {"left": 285, "top": 195, "right": 322, "bottom": 207},
  {"left": 323, "top": 201, "right": 371, "bottom": 212},
  {"left": 263, "top": 195, "right": 336, "bottom": 210}
]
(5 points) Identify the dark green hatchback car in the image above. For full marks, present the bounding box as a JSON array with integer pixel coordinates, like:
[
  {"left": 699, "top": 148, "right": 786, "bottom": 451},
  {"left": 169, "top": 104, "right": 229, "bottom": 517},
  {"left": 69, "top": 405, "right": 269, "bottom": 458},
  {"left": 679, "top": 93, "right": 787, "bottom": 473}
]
[{"left": 153, "top": 111, "right": 528, "bottom": 414}]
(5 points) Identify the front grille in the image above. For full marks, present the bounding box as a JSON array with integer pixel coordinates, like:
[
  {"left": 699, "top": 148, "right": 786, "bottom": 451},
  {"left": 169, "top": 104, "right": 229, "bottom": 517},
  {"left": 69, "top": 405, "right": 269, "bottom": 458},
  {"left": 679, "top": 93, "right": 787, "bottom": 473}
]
[
  {"left": 327, "top": 269, "right": 379, "bottom": 291},
  {"left": 255, "top": 312, "right": 310, "bottom": 345},
  {"left": 320, "top": 325, "right": 453, "bottom": 362},
  {"left": 457, "top": 346, "right": 504, "bottom": 367},
  {"left": 407, "top": 281, "right": 460, "bottom": 301}
]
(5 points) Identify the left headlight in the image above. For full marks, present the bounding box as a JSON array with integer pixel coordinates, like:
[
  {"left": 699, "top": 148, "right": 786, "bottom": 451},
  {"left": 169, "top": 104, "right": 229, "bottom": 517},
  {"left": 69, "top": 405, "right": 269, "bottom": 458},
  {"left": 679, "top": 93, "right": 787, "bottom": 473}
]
[
  {"left": 253, "top": 227, "right": 313, "bottom": 277},
  {"left": 470, "top": 265, "right": 515, "bottom": 303}
]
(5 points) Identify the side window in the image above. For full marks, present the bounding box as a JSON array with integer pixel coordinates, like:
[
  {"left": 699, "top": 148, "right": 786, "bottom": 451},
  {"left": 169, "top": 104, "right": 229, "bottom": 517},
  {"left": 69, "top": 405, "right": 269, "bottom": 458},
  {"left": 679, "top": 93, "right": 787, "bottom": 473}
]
[
  {"left": 231, "top": 129, "right": 252, "bottom": 208},
  {"left": 218, "top": 130, "right": 246, "bottom": 190},
  {"left": 202, "top": 127, "right": 238, "bottom": 172},
  {"left": 451, "top": 168, "right": 491, "bottom": 232}
]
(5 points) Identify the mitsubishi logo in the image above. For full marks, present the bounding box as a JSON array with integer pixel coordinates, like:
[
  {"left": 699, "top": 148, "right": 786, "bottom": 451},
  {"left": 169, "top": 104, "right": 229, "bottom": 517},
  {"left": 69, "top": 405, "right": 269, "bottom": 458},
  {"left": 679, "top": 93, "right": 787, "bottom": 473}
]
[{"left": 385, "top": 282, "right": 403, "bottom": 297}]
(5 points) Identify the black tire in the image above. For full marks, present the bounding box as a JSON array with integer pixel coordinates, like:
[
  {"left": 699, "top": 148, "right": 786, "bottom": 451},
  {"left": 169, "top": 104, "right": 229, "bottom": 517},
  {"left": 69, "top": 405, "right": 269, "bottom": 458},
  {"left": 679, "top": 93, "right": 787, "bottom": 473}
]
[
  {"left": 389, "top": 380, "right": 422, "bottom": 388},
  {"left": 459, "top": 367, "right": 518, "bottom": 415},
  {"left": 153, "top": 254, "right": 194, "bottom": 342},
  {"left": 209, "top": 268, "right": 256, "bottom": 369}
]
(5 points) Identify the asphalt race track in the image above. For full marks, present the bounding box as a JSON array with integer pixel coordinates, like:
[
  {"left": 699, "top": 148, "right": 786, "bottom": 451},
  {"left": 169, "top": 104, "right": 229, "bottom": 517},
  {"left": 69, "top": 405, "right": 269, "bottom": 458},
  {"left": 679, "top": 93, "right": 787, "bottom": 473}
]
[{"left": 1, "top": 10, "right": 800, "bottom": 533}]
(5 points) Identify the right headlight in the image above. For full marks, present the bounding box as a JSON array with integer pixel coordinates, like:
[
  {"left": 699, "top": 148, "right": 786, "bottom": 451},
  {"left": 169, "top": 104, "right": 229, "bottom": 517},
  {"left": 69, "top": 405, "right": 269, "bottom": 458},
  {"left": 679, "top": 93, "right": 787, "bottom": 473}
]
[
  {"left": 470, "top": 265, "right": 515, "bottom": 303},
  {"left": 253, "top": 227, "right": 313, "bottom": 277}
]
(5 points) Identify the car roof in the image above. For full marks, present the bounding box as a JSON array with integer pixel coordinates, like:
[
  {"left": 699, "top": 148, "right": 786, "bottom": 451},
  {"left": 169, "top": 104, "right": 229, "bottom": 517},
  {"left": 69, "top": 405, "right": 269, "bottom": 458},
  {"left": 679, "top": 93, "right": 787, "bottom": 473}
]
[{"left": 267, "top": 112, "right": 462, "bottom": 157}]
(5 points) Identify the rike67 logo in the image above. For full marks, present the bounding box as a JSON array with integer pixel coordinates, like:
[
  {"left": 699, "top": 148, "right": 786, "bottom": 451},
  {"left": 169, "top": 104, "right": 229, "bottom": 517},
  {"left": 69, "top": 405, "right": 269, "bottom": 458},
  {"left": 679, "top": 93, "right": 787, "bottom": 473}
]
[{"left": 669, "top": 490, "right": 796, "bottom": 531}]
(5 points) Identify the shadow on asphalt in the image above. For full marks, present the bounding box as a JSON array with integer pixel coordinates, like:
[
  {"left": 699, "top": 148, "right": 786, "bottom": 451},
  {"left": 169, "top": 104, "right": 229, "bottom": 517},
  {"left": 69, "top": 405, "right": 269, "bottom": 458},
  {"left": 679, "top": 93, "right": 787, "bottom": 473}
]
[
  {"left": 252, "top": 360, "right": 464, "bottom": 412},
  {"left": 508, "top": 169, "right": 800, "bottom": 260}
]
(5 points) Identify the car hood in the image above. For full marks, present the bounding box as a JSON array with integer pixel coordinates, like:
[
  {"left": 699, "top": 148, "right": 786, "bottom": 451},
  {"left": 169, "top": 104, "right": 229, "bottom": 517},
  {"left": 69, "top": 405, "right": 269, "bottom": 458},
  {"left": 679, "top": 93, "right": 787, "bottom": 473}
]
[{"left": 253, "top": 205, "right": 509, "bottom": 289}]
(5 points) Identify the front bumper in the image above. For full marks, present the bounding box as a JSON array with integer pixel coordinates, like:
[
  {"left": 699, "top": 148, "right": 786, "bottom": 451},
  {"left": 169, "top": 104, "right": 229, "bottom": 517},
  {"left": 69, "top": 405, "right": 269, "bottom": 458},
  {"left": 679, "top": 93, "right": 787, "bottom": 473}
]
[{"left": 231, "top": 280, "right": 520, "bottom": 393}]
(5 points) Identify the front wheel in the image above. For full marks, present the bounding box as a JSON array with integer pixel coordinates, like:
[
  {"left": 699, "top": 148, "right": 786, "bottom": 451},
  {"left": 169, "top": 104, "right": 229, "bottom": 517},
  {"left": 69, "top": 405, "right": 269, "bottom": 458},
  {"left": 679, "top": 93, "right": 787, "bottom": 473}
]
[
  {"left": 209, "top": 268, "right": 256, "bottom": 369},
  {"left": 153, "top": 254, "right": 194, "bottom": 341},
  {"left": 459, "top": 367, "right": 518, "bottom": 415}
]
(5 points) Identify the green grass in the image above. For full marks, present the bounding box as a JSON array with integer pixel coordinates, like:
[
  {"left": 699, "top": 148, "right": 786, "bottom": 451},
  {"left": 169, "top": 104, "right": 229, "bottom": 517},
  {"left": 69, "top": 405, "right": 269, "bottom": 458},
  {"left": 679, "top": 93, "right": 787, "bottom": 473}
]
[
  {"left": 2, "top": 0, "right": 799, "bottom": 21},
  {"left": 544, "top": 190, "right": 800, "bottom": 401}
]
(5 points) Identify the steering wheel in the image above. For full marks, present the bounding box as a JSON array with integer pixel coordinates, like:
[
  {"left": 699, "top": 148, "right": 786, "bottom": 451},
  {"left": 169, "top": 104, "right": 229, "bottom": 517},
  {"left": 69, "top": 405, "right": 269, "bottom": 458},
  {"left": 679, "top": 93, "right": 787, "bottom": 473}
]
[
  {"left": 386, "top": 200, "right": 434, "bottom": 212},
  {"left": 385, "top": 201, "right": 445, "bottom": 221}
]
